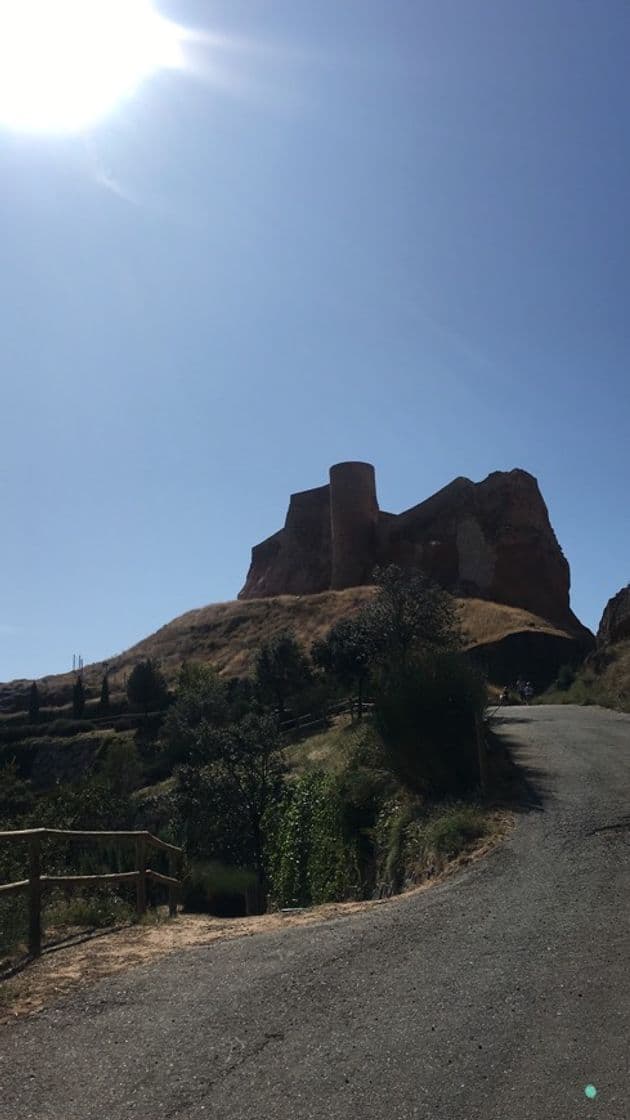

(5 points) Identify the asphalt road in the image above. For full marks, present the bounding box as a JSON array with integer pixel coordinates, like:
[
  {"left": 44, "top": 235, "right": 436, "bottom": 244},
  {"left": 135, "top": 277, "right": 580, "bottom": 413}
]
[{"left": 2, "top": 706, "right": 630, "bottom": 1120}]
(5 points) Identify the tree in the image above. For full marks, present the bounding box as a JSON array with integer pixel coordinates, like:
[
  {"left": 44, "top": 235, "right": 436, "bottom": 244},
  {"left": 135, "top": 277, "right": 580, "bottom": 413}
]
[
  {"left": 373, "top": 650, "right": 486, "bottom": 796},
  {"left": 0, "top": 761, "right": 34, "bottom": 824},
  {"left": 99, "top": 673, "right": 110, "bottom": 712},
  {"left": 72, "top": 675, "right": 86, "bottom": 719},
  {"left": 99, "top": 739, "right": 142, "bottom": 796},
  {"left": 28, "top": 681, "right": 40, "bottom": 723},
  {"left": 126, "top": 659, "right": 168, "bottom": 716},
  {"left": 161, "top": 662, "right": 229, "bottom": 765},
  {"left": 312, "top": 616, "right": 373, "bottom": 720},
  {"left": 175, "top": 713, "right": 285, "bottom": 904},
  {"left": 254, "top": 632, "right": 312, "bottom": 718},
  {"left": 366, "top": 565, "right": 459, "bottom": 673}
]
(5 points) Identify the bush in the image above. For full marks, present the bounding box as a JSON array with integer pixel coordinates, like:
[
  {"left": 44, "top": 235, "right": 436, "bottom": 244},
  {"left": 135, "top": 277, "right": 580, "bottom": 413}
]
[
  {"left": 127, "top": 660, "right": 169, "bottom": 716},
  {"left": 266, "top": 772, "right": 360, "bottom": 908},
  {"left": 160, "top": 663, "right": 229, "bottom": 766},
  {"left": 373, "top": 797, "right": 416, "bottom": 894},
  {"left": 402, "top": 804, "right": 488, "bottom": 880},
  {"left": 181, "top": 861, "right": 256, "bottom": 916},
  {"left": 556, "top": 664, "right": 576, "bottom": 692},
  {"left": 420, "top": 805, "right": 487, "bottom": 860},
  {"left": 374, "top": 801, "right": 488, "bottom": 893},
  {"left": 0, "top": 893, "right": 28, "bottom": 959},
  {"left": 255, "top": 632, "right": 312, "bottom": 717},
  {"left": 373, "top": 651, "right": 486, "bottom": 796},
  {"left": 45, "top": 888, "right": 134, "bottom": 931}
]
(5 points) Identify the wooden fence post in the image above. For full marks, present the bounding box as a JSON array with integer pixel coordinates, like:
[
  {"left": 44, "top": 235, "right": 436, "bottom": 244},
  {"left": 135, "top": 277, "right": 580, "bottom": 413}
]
[
  {"left": 168, "top": 852, "right": 178, "bottom": 918},
  {"left": 28, "top": 833, "right": 42, "bottom": 957},
  {"left": 135, "top": 834, "right": 147, "bottom": 917}
]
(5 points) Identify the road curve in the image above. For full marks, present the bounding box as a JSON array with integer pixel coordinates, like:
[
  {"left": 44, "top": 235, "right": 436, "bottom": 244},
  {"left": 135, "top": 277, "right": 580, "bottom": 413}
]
[{"left": 2, "top": 706, "right": 630, "bottom": 1120}]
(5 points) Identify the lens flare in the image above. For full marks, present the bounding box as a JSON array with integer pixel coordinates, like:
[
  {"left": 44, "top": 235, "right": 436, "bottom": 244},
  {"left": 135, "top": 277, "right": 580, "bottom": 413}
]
[{"left": 0, "top": 0, "right": 185, "bottom": 133}]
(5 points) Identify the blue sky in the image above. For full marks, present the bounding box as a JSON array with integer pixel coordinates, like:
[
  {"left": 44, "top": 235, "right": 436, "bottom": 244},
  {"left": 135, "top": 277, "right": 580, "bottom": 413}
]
[{"left": 1, "top": 0, "right": 629, "bottom": 681}]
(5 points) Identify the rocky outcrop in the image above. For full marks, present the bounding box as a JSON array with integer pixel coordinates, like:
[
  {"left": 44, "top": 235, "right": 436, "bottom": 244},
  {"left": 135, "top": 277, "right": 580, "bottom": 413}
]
[
  {"left": 239, "top": 462, "right": 591, "bottom": 643},
  {"left": 597, "top": 586, "right": 630, "bottom": 646}
]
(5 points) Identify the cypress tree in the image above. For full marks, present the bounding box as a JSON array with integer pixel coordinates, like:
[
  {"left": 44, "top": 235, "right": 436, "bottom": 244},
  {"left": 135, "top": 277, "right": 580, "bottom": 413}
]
[{"left": 28, "top": 681, "right": 40, "bottom": 723}]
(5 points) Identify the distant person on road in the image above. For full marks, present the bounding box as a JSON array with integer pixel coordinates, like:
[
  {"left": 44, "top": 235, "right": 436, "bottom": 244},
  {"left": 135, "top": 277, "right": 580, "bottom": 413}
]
[
  {"left": 499, "top": 686, "right": 510, "bottom": 705},
  {"left": 524, "top": 682, "right": 534, "bottom": 704},
  {"left": 516, "top": 677, "right": 526, "bottom": 702}
]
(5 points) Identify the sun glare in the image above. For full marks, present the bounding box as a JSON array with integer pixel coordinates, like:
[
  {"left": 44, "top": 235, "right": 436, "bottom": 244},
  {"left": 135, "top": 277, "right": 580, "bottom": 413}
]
[{"left": 0, "top": 0, "right": 185, "bottom": 133}]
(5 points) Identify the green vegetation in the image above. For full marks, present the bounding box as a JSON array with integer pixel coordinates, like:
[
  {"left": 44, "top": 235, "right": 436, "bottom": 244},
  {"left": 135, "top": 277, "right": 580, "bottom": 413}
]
[
  {"left": 538, "top": 644, "right": 630, "bottom": 712},
  {"left": 267, "top": 771, "right": 360, "bottom": 907},
  {"left": 181, "top": 861, "right": 257, "bottom": 915},
  {"left": 0, "top": 566, "right": 498, "bottom": 957},
  {"left": 72, "top": 675, "right": 86, "bottom": 719},
  {"left": 100, "top": 673, "right": 110, "bottom": 713},
  {"left": 28, "top": 682, "right": 40, "bottom": 723},
  {"left": 373, "top": 652, "right": 486, "bottom": 796},
  {"left": 45, "top": 888, "right": 135, "bottom": 932},
  {"left": 312, "top": 616, "right": 373, "bottom": 720},
  {"left": 255, "top": 632, "right": 312, "bottom": 717},
  {"left": 127, "top": 659, "right": 168, "bottom": 716}
]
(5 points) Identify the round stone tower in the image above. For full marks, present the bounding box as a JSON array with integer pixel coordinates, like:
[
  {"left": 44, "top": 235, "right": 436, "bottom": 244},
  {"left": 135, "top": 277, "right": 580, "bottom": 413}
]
[{"left": 329, "top": 461, "right": 379, "bottom": 590}]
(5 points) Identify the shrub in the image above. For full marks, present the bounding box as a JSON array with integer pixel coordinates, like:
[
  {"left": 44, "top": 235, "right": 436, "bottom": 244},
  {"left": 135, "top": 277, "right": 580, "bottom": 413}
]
[
  {"left": 373, "top": 651, "right": 486, "bottom": 796},
  {"left": 373, "top": 797, "right": 416, "bottom": 894},
  {"left": 0, "top": 894, "right": 28, "bottom": 959},
  {"left": 98, "top": 739, "right": 142, "bottom": 795},
  {"left": 161, "top": 663, "right": 229, "bottom": 766},
  {"left": 72, "top": 676, "right": 86, "bottom": 719},
  {"left": 173, "top": 713, "right": 285, "bottom": 902},
  {"left": 127, "top": 660, "right": 168, "bottom": 716},
  {"left": 266, "top": 772, "right": 360, "bottom": 908},
  {"left": 28, "top": 682, "right": 40, "bottom": 723},
  {"left": 45, "top": 888, "right": 134, "bottom": 931},
  {"left": 403, "top": 804, "right": 488, "bottom": 877},
  {"left": 181, "top": 861, "right": 256, "bottom": 916},
  {"left": 420, "top": 805, "right": 487, "bottom": 859},
  {"left": 556, "top": 664, "right": 576, "bottom": 691},
  {"left": 255, "top": 632, "right": 312, "bottom": 717}
]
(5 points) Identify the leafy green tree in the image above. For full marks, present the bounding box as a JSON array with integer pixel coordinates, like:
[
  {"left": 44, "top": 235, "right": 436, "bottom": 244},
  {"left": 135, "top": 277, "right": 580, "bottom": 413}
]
[
  {"left": 266, "top": 771, "right": 358, "bottom": 908},
  {"left": 0, "top": 761, "right": 34, "bottom": 825},
  {"left": 366, "top": 565, "right": 459, "bottom": 673},
  {"left": 373, "top": 650, "right": 486, "bottom": 796},
  {"left": 99, "top": 673, "right": 110, "bottom": 712},
  {"left": 175, "top": 713, "right": 285, "bottom": 901},
  {"left": 312, "top": 616, "right": 373, "bottom": 720},
  {"left": 72, "top": 675, "right": 86, "bottom": 719},
  {"left": 161, "top": 662, "right": 229, "bottom": 765},
  {"left": 127, "top": 659, "right": 168, "bottom": 716},
  {"left": 98, "top": 739, "right": 142, "bottom": 796},
  {"left": 38, "top": 778, "right": 136, "bottom": 872},
  {"left": 255, "top": 632, "right": 312, "bottom": 718},
  {"left": 28, "top": 681, "right": 40, "bottom": 723}
]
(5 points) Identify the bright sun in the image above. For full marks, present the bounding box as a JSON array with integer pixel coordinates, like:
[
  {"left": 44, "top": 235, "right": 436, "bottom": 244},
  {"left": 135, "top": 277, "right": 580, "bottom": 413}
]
[{"left": 0, "top": 0, "right": 184, "bottom": 133}]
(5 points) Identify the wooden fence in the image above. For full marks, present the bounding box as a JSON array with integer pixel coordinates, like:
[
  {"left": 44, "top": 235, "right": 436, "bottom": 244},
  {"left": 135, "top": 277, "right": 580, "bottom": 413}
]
[
  {"left": 278, "top": 698, "right": 375, "bottom": 739},
  {"left": 0, "top": 828, "right": 183, "bottom": 958}
]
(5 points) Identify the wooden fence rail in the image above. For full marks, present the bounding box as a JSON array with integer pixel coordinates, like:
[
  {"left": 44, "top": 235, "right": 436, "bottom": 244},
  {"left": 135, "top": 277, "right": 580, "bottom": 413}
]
[
  {"left": 0, "top": 828, "right": 183, "bottom": 958},
  {"left": 278, "top": 698, "right": 376, "bottom": 738}
]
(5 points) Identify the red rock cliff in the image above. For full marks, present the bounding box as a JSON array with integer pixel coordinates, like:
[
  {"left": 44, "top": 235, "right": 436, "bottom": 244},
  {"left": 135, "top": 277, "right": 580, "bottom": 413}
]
[{"left": 238, "top": 462, "right": 589, "bottom": 639}]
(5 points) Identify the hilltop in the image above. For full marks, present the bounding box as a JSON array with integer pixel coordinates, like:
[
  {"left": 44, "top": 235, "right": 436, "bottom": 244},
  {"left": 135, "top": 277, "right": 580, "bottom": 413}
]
[
  {"left": 240, "top": 462, "right": 592, "bottom": 644},
  {"left": 0, "top": 589, "right": 587, "bottom": 711}
]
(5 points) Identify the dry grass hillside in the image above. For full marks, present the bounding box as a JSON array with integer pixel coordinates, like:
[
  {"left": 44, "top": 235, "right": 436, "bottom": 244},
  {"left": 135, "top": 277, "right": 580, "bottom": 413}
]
[
  {"left": 0, "top": 589, "right": 579, "bottom": 705},
  {"left": 540, "top": 639, "right": 630, "bottom": 711}
]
